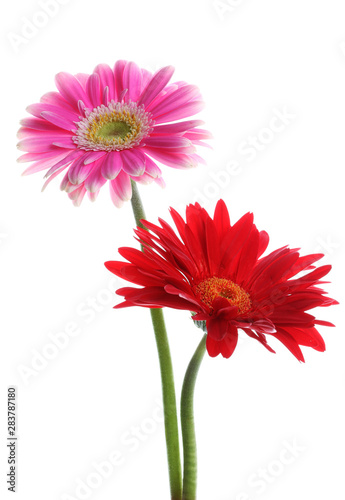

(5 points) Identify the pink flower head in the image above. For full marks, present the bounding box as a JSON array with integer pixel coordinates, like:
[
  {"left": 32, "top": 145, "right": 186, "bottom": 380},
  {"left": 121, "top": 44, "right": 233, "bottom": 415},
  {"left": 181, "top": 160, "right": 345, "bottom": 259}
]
[{"left": 17, "top": 61, "right": 210, "bottom": 206}]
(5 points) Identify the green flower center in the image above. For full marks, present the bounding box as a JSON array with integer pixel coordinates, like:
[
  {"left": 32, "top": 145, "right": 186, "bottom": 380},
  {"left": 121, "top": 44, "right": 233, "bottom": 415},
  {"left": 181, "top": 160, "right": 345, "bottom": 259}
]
[{"left": 95, "top": 121, "right": 132, "bottom": 140}]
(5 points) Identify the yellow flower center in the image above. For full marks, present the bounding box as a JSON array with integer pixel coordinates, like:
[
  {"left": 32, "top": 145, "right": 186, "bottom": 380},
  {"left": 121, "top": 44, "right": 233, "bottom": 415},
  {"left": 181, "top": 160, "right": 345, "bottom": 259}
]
[
  {"left": 73, "top": 100, "right": 153, "bottom": 152},
  {"left": 193, "top": 277, "right": 251, "bottom": 314}
]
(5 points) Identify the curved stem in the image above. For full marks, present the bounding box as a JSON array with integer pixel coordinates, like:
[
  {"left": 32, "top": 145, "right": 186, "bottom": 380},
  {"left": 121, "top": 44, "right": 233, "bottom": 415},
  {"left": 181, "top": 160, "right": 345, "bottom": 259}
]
[
  {"left": 181, "top": 334, "right": 207, "bottom": 500},
  {"left": 130, "top": 181, "right": 147, "bottom": 230},
  {"left": 130, "top": 181, "right": 182, "bottom": 500}
]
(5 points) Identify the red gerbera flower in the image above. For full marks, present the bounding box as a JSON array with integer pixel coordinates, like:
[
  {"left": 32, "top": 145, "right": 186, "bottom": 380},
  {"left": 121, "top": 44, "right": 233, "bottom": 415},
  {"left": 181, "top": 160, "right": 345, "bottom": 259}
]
[{"left": 105, "top": 200, "right": 337, "bottom": 361}]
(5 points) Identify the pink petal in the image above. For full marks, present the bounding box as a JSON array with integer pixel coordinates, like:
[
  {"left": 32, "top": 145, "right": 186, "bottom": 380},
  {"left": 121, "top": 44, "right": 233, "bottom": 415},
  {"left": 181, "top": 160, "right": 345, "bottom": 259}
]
[
  {"left": 65, "top": 184, "right": 80, "bottom": 194},
  {"left": 52, "top": 138, "right": 75, "bottom": 149},
  {"left": 68, "top": 156, "right": 94, "bottom": 185},
  {"left": 138, "top": 66, "right": 174, "bottom": 107},
  {"left": 121, "top": 150, "right": 146, "bottom": 177},
  {"left": 130, "top": 172, "right": 155, "bottom": 185},
  {"left": 144, "top": 136, "right": 193, "bottom": 150},
  {"left": 75, "top": 73, "right": 89, "bottom": 90},
  {"left": 188, "top": 140, "right": 212, "bottom": 149},
  {"left": 183, "top": 129, "right": 213, "bottom": 141},
  {"left": 101, "top": 152, "right": 123, "bottom": 180},
  {"left": 150, "top": 85, "right": 200, "bottom": 117},
  {"left": 114, "top": 60, "right": 127, "bottom": 101},
  {"left": 94, "top": 64, "right": 115, "bottom": 101},
  {"left": 55, "top": 72, "right": 91, "bottom": 110},
  {"left": 110, "top": 170, "right": 132, "bottom": 201},
  {"left": 84, "top": 158, "right": 107, "bottom": 192},
  {"left": 141, "top": 69, "right": 153, "bottom": 90},
  {"left": 40, "top": 111, "right": 76, "bottom": 131},
  {"left": 118, "top": 88, "right": 128, "bottom": 102},
  {"left": 190, "top": 153, "right": 207, "bottom": 165},
  {"left": 78, "top": 100, "right": 88, "bottom": 116},
  {"left": 151, "top": 120, "right": 204, "bottom": 135},
  {"left": 27, "top": 103, "right": 78, "bottom": 123},
  {"left": 154, "top": 176, "right": 166, "bottom": 188},
  {"left": 144, "top": 149, "right": 197, "bottom": 169},
  {"left": 123, "top": 62, "right": 143, "bottom": 102},
  {"left": 153, "top": 100, "right": 205, "bottom": 124},
  {"left": 86, "top": 73, "right": 101, "bottom": 108},
  {"left": 40, "top": 91, "right": 75, "bottom": 112},
  {"left": 17, "top": 136, "right": 73, "bottom": 153},
  {"left": 17, "top": 127, "right": 72, "bottom": 140},
  {"left": 68, "top": 184, "right": 87, "bottom": 207},
  {"left": 21, "top": 152, "right": 69, "bottom": 175},
  {"left": 17, "top": 151, "right": 61, "bottom": 163},
  {"left": 87, "top": 189, "right": 100, "bottom": 202},
  {"left": 82, "top": 151, "right": 107, "bottom": 165},
  {"left": 109, "top": 183, "right": 124, "bottom": 208},
  {"left": 41, "top": 165, "right": 69, "bottom": 191},
  {"left": 20, "top": 117, "right": 62, "bottom": 131},
  {"left": 103, "top": 86, "right": 109, "bottom": 105},
  {"left": 146, "top": 84, "right": 178, "bottom": 111},
  {"left": 142, "top": 155, "right": 162, "bottom": 178},
  {"left": 17, "top": 127, "right": 44, "bottom": 140},
  {"left": 44, "top": 150, "right": 84, "bottom": 178},
  {"left": 60, "top": 171, "right": 70, "bottom": 191}
]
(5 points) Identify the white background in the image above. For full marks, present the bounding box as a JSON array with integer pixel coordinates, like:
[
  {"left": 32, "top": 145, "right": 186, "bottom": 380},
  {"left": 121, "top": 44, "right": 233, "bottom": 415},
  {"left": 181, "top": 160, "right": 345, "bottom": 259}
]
[{"left": 1, "top": 0, "right": 345, "bottom": 499}]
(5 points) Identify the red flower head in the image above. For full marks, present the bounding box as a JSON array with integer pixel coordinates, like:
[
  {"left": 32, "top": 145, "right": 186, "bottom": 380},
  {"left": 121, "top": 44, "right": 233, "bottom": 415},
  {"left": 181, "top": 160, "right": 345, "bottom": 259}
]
[{"left": 105, "top": 200, "right": 337, "bottom": 361}]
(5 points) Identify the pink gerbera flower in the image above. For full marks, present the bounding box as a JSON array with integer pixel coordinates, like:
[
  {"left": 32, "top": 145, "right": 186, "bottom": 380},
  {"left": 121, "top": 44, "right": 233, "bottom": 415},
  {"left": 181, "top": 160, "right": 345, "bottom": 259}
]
[
  {"left": 17, "top": 61, "right": 210, "bottom": 206},
  {"left": 105, "top": 200, "right": 337, "bottom": 362}
]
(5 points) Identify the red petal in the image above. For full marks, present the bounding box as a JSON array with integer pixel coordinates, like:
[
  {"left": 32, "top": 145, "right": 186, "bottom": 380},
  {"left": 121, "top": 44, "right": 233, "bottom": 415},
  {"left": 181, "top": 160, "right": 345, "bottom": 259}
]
[
  {"left": 206, "top": 324, "right": 238, "bottom": 358},
  {"left": 213, "top": 199, "right": 231, "bottom": 235}
]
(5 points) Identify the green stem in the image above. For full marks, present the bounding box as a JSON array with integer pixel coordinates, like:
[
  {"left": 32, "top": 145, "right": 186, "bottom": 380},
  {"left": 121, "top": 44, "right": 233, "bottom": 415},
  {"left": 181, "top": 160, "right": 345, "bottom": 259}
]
[
  {"left": 181, "top": 334, "right": 207, "bottom": 500},
  {"left": 130, "top": 181, "right": 147, "bottom": 230},
  {"left": 130, "top": 181, "right": 182, "bottom": 500}
]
